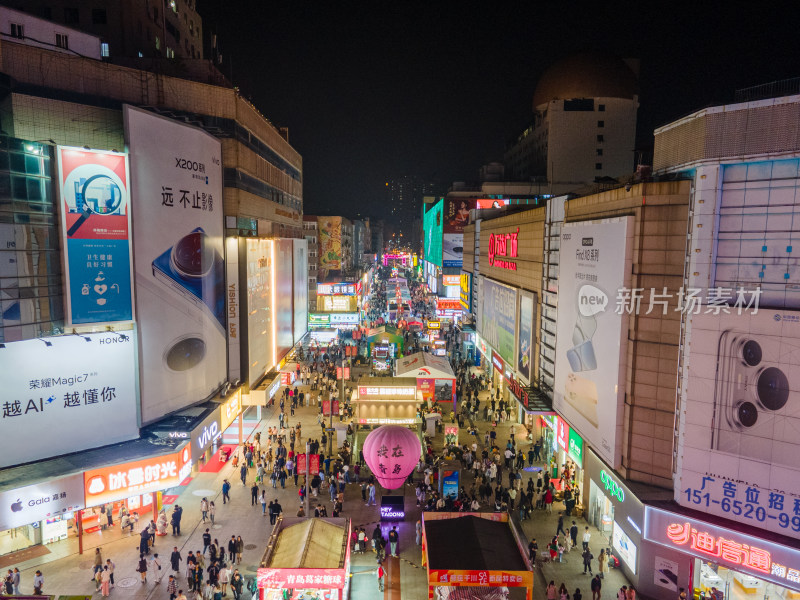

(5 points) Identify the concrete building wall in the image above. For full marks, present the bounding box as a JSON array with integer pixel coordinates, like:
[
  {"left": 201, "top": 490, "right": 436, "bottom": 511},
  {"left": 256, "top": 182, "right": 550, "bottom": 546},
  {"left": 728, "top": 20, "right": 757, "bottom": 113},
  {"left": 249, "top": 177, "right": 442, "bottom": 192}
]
[{"left": 0, "top": 5, "right": 101, "bottom": 58}]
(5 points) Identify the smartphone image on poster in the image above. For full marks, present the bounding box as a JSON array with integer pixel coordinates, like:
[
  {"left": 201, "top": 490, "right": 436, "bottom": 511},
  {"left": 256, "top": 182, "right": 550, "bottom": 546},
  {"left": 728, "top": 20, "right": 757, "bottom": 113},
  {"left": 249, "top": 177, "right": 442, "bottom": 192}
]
[{"left": 711, "top": 329, "right": 800, "bottom": 468}]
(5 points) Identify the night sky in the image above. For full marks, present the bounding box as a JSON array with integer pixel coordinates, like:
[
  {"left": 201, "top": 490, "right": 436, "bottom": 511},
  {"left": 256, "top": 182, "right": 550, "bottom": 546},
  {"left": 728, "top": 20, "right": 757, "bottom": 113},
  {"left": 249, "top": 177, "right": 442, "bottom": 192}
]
[{"left": 197, "top": 1, "right": 800, "bottom": 217}]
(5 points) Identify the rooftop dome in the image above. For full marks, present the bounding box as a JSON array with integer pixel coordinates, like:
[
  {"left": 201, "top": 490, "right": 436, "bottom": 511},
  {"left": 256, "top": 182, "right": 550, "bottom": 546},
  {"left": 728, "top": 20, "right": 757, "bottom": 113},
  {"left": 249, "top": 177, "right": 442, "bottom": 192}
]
[{"left": 533, "top": 53, "right": 639, "bottom": 109}]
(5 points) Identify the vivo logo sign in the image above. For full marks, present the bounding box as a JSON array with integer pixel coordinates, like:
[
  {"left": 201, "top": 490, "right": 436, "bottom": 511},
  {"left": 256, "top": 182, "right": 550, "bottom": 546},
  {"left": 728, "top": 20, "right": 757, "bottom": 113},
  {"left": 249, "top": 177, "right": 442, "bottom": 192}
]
[
  {"left": 600, "top": 469, "right": 625, "bottom": 503},
  {"left": 578, "top": 284, "right": 608, "bottom": 317},
  {"left": 169, "top": 432, "right": 188, "bottom": 439},
  {"left": 196, "top": 422, "right": 220, "bottom": 451}
]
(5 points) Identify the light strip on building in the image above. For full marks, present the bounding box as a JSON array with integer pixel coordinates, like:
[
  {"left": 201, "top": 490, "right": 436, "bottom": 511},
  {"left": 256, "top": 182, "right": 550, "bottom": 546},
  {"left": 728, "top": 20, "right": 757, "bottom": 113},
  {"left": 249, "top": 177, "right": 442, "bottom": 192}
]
[{"left": 270, "top": 240, "right": 277, "bottom": 369}]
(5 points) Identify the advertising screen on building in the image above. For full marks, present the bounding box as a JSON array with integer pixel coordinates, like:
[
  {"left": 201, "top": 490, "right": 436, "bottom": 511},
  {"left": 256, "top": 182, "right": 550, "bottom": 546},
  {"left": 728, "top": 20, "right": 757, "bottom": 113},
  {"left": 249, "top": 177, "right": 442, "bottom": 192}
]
[
  {"left": 293, "top": 239, "right": 308, "bottom": 345},
  {"left": 319, "top": 295, "right": 357, "bottom": 312},
  {"left": 276, "top": 239, "right": 294, "bottom": 361},
  {"left": 317, "top": 283, "right": 356, "bottom": 296},
  {"left": 517, "top": 291, "right": 536, "bottom": 383},
  {"left": 678, "top": 309, "right": 800, "bottom": 540},
  {"left": 554, "top": 217, "right": 633, "bottom": 467},
  {"left": 246, "top": 238, "right": 274, "bottom": 387},
  {"left": 460, "top": 272, "right": 472, "bottom": 310},
  {"left": 0, "top": 332, "right": 138, "bottom": 468},
  {"left": 477, "top": 276, "right": 518, "bottom": 365},
  {"left": 57, "top": 147, "right": 134, "bottom": 325},
  {"left": 308, "top": 313, "right": 331, "bottom": 328},
  {"left": 84, "top": 445, "right": 192, "bottom": 506},
  {"left": 0, "top": 474, "right": 85, "bottom": 531},
  {"left": 124, "top": 105, "right": 226, "bottom": 424},
  {"left": 317, "top": 216, "right": 342, "bottom": 272},
  {"left": 443, "top": 197, "right": 475, "bottom": 268},
  {"left": 424, "top": 200, "right": 443, "bottom": 267}
]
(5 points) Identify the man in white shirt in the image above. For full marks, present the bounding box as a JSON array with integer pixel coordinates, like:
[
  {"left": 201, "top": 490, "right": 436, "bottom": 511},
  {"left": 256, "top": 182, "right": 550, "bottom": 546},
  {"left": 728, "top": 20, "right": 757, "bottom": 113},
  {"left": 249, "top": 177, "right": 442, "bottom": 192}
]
[{"left": 582, "top": 527, "right": 591, "bottom": 551}]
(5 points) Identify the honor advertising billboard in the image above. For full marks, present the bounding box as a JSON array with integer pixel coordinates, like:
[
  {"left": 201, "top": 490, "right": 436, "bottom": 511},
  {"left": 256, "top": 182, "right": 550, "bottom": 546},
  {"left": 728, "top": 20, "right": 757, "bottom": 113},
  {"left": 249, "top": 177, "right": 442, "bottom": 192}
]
[
  {"left": 124, "top": 106, "right": 226, "bottom": 424},
  {"left": 57, "top": 147, "right": 134, "bottom": 325},
  {"left": 246, "top": 238, "right": 275, "bottom": 387},
  {"left": 0, "top": 332, "right": 138, "bottom": 467},
  {"left": 424, "top": 200, "right": 443, "bottom": 267},
  {"left": 553, "top": 218, "right": 633, "bottom": 467}
]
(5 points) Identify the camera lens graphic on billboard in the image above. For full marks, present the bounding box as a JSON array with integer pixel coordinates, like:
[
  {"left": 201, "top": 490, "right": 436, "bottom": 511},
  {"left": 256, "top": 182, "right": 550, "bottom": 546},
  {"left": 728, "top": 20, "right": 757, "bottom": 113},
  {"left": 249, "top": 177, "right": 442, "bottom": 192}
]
[
  {"left": 57, "top": 147, "right": 134, "bottom": 325},
  {"left": 124, "top": 105, "right": 226, "bottom": 424}
]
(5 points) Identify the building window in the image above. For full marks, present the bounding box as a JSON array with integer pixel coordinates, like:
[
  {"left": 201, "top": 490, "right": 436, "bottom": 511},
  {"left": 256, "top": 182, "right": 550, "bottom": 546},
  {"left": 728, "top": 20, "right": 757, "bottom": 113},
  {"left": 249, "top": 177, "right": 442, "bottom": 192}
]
[
  {"left": 597, "top": 120, "right": 605, "bottom": 128},
  {"left": 155, "top": 36, "right": 160, "bottom": 50},
  {"left": 597, "top": 134, "right": 604, "bottom": 143},
  {"left": 595, "top": 163, "right": 603, "bottom": 170},
  {"left": 598, "top": 104, "right": 606, "bottom": 112},
  {"left": 63, "top": 7, "right": 79, "bottom": 24},
  {"left": 10, "top": 23, "right": 24, "bottom": 39},
  {"left": 92, "top": 8, "right": 107, "bottom": 24},
  {"left": 101, "top": 42, "right": 110, "bottom": 57},
  {"left": 596, "top": 148, "right": 603, "bottom": 156},
  {"left": 56, "top": 34, "right": 69, "bottom": 49}
]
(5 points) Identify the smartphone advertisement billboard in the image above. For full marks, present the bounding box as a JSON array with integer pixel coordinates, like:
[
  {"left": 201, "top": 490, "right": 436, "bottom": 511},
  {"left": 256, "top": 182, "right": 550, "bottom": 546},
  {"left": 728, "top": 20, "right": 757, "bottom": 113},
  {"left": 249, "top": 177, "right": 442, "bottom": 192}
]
[
  {"left": 476, "top": 276, "right": 518, "bottom": 365},
  {"left": 442, "top": 197, "right": 475, "bottom": 268},
  {"left": 293, "top": 239, "right": 309, "bottom": 345},
  {"left": 124, "top": 106, "right": 226, "bottom": 424},
  {"left": 678, "top": 309, "right": 800, "bottom": 539},
  {"left": 57, "top": 147, "right": 134, "bottom": 325},
  {"left": 424, "top": 200, "right": 443, "bottom": 267},
  {"left": 0, "top": 332, "right": 138, "bottom": 467},
  {"left": 276, "top": 238, "right": 294, "bottom": 361},
  {"left": 553, "top": 217, "right": 633, "bottom": 467}
]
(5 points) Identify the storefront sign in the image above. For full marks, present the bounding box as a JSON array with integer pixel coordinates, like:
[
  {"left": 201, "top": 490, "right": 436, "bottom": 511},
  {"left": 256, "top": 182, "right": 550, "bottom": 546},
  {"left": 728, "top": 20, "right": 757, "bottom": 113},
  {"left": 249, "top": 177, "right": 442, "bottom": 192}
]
[
  {"left": 329, "top": 312, "right": 359, "bottom": 325},
  {"left": 429, "top": 569, "right": 533, "bottom": 587},
  {"left": 568, "top": 428, "right": 583, "bottom": 467},
  {"left": 491, "top": 351, "right": 504, "bottom": 373},
  {"left": 84, "top": 446, "right": 192, "bottom": 506},
  {"left": 442, "top": 275, "right": 461, "bottom": 287},
  {"left": 317, "top": 283, "right": 356, "bottom": 296},
  {"left": 437, "top": 298, "right": 462, "bottom": 311},
  {"left": 557, "top": 419, "right": 569, "bottom": 452},
  {"left": 459, "top": 272, "right": 472, "bottom": 310},
  {"left": 358, "top": 418, "right": 418, "bottom": 425},
  {"left": 257, "top": 567, "right": 346, "bottom": 589},
  {"left": 308, "top": 313, "right": 331, "bottom": 327},
  {"left": 600, "top": 469, "right": 625, "bottom": 502},
  {"left": 0, "top": 474, "right": 85, "bottom": 531},
  {"left": 358, "top": 386, "right": 416, "bottom": 398},
  {"left": 191, "top": 407, "right": 222, "bottom": 456},
  {"left": 644, "top": 506, "right": 800, "bottom": 591},
  {"left": 487, "top": 228, "right": 519, "bottom": 271},
  {"left": 507, "top": 375, "right": 532, "bottom": 409},
  {"left": 477, "top": 336, "right": 489, "bottom": 358},
  {"left": 380, "top": 496, "right": 405, "bottom": 520},
  {"left": 427, "top": 320, "right": 441, "bottom": 330},
  {"left": 220, "top": 391, "right": 242, "bottom": 432}
]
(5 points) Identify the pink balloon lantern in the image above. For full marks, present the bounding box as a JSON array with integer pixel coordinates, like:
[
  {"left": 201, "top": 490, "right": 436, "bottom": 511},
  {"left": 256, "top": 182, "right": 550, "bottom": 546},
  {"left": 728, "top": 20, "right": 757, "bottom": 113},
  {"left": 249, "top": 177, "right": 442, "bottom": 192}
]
[{"left": 362, "top": 425, "right": 421, "bottom": 489}]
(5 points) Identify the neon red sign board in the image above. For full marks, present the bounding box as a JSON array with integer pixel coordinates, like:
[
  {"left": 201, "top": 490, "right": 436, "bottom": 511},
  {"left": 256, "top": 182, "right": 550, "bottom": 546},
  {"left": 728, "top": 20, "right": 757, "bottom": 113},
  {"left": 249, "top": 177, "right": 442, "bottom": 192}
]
[{"left": 488, "top": 228, "right": 519, "bottom": 271}]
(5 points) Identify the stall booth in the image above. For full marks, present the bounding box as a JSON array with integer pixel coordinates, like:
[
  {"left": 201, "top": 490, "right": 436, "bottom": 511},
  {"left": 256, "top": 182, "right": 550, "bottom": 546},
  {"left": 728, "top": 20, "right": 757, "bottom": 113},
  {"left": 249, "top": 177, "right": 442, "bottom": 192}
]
[
  {"left": 257, "top": 517, "right": 351, "bottom": 600},
  {"left": 421, "top": 512, "right": 534, "bottom": 600},
  {"left": 351, "top": 377, "right": 424, "bottom": 467},
  {"left": 366, "top": 326, "right": 405, "bottom": 369},
  {"left": 395, "top": 351, "right": 457, "bottom": 410}
]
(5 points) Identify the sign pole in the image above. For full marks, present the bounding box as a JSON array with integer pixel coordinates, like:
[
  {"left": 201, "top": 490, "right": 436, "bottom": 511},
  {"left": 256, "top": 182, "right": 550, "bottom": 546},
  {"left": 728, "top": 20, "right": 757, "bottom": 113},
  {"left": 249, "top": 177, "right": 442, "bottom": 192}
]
[
  {"left": 304, "top": 441, "right": 311, "bottom": 517},
  {"left": 77, "top": 510, "right": 83, "bottom": 555}
]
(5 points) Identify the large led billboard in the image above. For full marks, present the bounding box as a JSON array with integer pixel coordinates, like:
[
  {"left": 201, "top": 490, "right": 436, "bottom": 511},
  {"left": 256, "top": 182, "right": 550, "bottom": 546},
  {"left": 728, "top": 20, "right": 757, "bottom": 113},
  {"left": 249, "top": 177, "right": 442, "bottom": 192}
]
[
  {"left": 678, "top": 309, "right": 800, "bottom": 540},
  {"left": 293, "top": 239, "right": 309, "bottom": 345},
  {"left": 318, "top": 216, "right": 342, "bottom": 272},
  {"left": 276, "top": 238, "right": 294, "bottom": 361},
  {"left": 424, "top": 200, "right": 443, "bottom": 267},
  {"left": 553, "top": 218, "right": 633, "bottom": 467},
  {"left": 476, "top": 276, "right": 517, "bottom": 365},
  {"left": 0, "top": 332, "right": 138, "bottom": 467},
  {"left": 124, "top": 105, "right": 226, "bottom": 423},
  {"left": 246, "top": 238, "right": 274, "bottom": 387},
  {"left": 57, "top": 147, "right": 134, "bottom": 325},
  {"left": 442, "top": 197, "right": 475, "bottom": 268}
]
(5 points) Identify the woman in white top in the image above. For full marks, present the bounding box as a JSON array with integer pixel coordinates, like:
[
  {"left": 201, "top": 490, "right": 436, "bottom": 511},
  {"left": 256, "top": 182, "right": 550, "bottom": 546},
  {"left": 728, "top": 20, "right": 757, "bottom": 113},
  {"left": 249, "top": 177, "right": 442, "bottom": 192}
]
[{"left": 219, "top": 564, "right": 231, "bottom": 596}]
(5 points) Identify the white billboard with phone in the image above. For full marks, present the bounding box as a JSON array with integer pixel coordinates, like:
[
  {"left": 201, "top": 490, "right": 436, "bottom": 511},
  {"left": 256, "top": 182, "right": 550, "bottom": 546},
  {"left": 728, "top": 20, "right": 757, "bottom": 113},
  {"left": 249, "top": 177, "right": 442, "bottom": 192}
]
[
  {"left": 553, "top": 217, "right": 633, "bottom": 467},
  {"left": 124, "top": 106, "right": 226, "bottom": 424},
  {"left": 679, "top": 309, "right": 800, "bottom": 539}
]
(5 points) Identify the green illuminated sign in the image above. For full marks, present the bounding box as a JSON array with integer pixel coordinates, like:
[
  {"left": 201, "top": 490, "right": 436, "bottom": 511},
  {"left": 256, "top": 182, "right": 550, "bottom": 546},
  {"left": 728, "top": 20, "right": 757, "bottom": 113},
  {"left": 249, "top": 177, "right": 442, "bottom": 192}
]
[
  {"left": 568, "top": 428, "right": 583, "bottom": 467},
  {"left": 423, "top": 200, "right": 443, "bottom": 267}
]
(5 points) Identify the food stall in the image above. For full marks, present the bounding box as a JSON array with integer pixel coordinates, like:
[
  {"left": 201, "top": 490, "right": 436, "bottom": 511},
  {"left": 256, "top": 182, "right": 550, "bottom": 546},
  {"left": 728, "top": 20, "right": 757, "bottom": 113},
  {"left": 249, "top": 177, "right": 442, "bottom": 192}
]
[
  {"left": 421, "top": 512, "right": 533, "bottom": 600},
  {"left": 258, "top": 517, "right": 351, "bottom": 600},
  {"left": 395, "top": 352, "right": 457, "bottom": 409}
]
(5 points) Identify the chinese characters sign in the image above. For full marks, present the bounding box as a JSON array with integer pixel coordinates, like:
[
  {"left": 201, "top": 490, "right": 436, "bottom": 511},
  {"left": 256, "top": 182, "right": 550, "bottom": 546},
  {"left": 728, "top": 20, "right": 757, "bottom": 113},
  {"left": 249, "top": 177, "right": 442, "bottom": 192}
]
[
  {"left": 429, "top": 569, "right": 532, "bottom": 587},
  {"left": 57, "top": 146, "right": 134, "bottom": 324},
  {"left": 84, "top": 446, "right": 192, "bottom": 505},
  {"left": 257, "top": 568, "right": 345, "bottom": 590},
  {"left": 487, "top": 228, "right": 519, "bottom": 271},
  {"left": 362, "top": 425, "right": 421, "bottom": 489},
  {"left": 0, "top": 333, "right": 138, "bottom": 468},
  {"left": 644, "top": 506, "right": 800, "bottom": 591}
]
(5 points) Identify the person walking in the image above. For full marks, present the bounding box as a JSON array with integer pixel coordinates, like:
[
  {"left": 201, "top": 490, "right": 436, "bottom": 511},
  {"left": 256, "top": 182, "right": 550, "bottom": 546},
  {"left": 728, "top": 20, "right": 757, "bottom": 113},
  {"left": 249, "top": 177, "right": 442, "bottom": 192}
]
[
  {"left": 582, "top": 527, "right": 591, "bottom": 551},
  {"left": 231, "top": 569, "right": 244, "bottom": 600},
  {"left": 32, "top": 570, "right": 44, "bottom": 595},
  {"left": 137, "top": 553, "right": 149, "bottom": 583},
  {"left": 209, "top": 501, "right": 216, "bottom": 525},
  {"left": 367, "top": 483, "right": 376, "bottom": 506},
  {"left": 100, "top": 565, "right": 112, "bottom": 597},
  {"left": 570, "top": 521, "right": 579, "bottom": 548},
  {"left": 200, "top": 498, "right": 209, "bottom": 523},
  {"left": 235, "top": 535, "right": 244, "bottom": 564},
  {"left": 219, "top": 563, "right": 231, "bottom": 596},
  {"left": 251, "top": 482, "right": 259, "bottom": 506},
  {"left": 105, "top": 558, "right": 115, "bottom": 587},
  {"left": 227, "top": 537, "right": 237, "bottom": 565},
  {"left": 556, "top": 512, "right": 566, "bottom": 537},
  {"left": 221, "top": 479, "right": 231, "bottom": 504},
  {"left": 388, "top": 526, "right": 399, "bottom": 557},
  {"left": 170, "top": 546, "right": 183, "bottom": 578},
  {"left": 93, "top": 547, "right": 104, "bottom": 580},
  {"left": 377, "top": 563, "right": 385, "bottom": 591},
  {"left": 240, "top": 463, "right": 247, "bottom": 486},
  {"left": 260, "top": 491, "right": 267, "bottom": 515},
  {"left": 547, "top": 581, "right": 557, "bottom": 600},
  {"left": 151, "top": 553, "right": 164, "bottom": 584},
  {"left": 591, "top": 575, "right": 602, "bottom": 600},
  {"left": 582, "top": 547, "right": 594, "bottom": 575},
  {"left": 166, "top": 575, "right": 178, "bottom": 600},
  {"left": 11, "top": 568, "right": 20, "bottom": 595},
  {"left": 599, "top": 549, "right": 609, "bottom": 579}
]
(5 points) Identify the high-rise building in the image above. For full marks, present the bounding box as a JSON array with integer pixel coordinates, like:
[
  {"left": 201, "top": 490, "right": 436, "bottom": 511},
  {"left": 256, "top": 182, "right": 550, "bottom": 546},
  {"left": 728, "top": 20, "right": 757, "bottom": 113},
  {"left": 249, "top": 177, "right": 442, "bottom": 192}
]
[
  {"left": 504, "top": 53, "right": 639, "bottom": 191},
  {"left": 3, "top": 0, "right": 204, "bottom": 60},
  {"left": 385, "top": 176, "right": 439, "bottom": 240}
]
